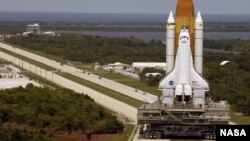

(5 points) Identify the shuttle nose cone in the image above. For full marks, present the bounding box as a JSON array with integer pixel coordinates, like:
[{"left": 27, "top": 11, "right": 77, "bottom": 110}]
[{"left": 167, "top": 11, "right": 175, "bottom": 24}]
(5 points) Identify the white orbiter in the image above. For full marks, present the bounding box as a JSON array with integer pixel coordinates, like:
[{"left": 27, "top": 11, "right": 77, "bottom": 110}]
[{"left": 160, "top": 11, "right": 209, "bottom": 107}]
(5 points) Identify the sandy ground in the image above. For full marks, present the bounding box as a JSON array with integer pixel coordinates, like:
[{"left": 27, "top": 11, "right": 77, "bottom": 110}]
[
  {"left": 0, "top": 65, "right": 41, "bottom": 89},
  {"left": 0, "top": 77, "right": 41, "bottom": 89}
]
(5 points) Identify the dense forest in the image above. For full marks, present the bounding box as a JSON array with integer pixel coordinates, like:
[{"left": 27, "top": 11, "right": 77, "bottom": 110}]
[
  {"left": 203, "top": 51, "right": 250, "bottom": 115},
  {"left": 0, "top": 84, "right": 124, "bottom": 141},
  {"left": 5, "top": 35, "right": 250, "bottom": 115}
]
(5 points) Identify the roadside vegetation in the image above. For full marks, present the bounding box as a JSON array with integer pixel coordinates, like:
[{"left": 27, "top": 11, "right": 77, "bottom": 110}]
[
  {"left": 0, "top": 59, "right": 7, "bottom": 65},
  {"left": 75, "top": 65, "right": 162, "bottom": 95},
  {"left": 57, "top": 72, "right": 142, "bottom": 107},
  {"left": 138, "top": 68, "right": 166, "bottom": 86},
  {"left": 230, "top": 109, "right": 250, "bottom": 124},
  {"left": 0, "top": 47, "right": 55, "bottom": 71},
  {"left": 105, "top": 124, "right": 135, "bottom": 141},
  {"left": 5, "top": 35, "right": 250, "bottom": 117},
  {"left": 0, "top": 84, "right": 124, "bottom": 140},
  {"left": 5, "top": 34, "right": 165, "bottom": 64}
]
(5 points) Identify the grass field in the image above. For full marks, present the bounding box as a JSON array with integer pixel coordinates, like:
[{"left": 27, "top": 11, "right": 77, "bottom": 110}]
[
  {"left": 93, "top": 68, "right": 161, "bottom": 96},
  {"left": 73, "top": 63, "right": 162, "bottom": 96},
  {"left": 58, "top": 72, "right": 142, "bottom": 108},
  {"left": 230, "top": 109, "right": 250, "bottom": 124}
]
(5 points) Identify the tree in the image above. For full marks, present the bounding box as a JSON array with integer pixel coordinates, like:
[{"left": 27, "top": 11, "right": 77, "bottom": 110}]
[{"left": 139, "top": 67, "right": 165, "bottom": 86}]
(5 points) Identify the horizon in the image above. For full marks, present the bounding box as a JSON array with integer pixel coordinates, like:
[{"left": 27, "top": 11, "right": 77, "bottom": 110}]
[{"left": 1, "top": 11, "right": 250, "bottom": 15}]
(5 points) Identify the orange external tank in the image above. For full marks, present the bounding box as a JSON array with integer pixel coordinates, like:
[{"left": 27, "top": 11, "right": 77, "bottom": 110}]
[{"left": 175, "top": 0, "right": 195, "bottom": 57}]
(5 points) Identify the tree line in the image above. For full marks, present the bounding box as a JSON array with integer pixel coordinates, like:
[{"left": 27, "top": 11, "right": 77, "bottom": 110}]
[
  {"left": 5, "top": 34, "right": 165, "bottom": 64},
  {"left": 0, "top": 84, "right": 124, "bottom": 140}
]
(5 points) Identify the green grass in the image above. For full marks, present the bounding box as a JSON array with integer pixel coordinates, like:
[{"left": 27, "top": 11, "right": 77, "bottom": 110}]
[
  {"left": 2, "top": 41, "right": 162, "bottom": 96},
  {"left": 0, "top": 47, "right": 55, "bottom": 71},
  {"left": 230, "top": 109, "right": 250, "bottom": 124},
  {"left": 96, "top": 69, "right": 161, "bottom": 95},
  {"left": 105, "top": 124, "right": 135, "bottom": 141},
  {"left": 58, "top": 72, "right": 142, "bottom": 108},
  {"left": 74, "top": 63, "right": 161, "bottom": 96},
  {"left": 1, "top": 41, "right": 69, "bottom": 64}
]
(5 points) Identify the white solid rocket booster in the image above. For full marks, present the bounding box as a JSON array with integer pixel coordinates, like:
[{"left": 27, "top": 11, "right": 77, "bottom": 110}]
[
  {"left": 194, "top": 11, "right": 203, "bottom": 75},
  {"left": 166, "top": 11, "right": 175, "bottom": 74}
]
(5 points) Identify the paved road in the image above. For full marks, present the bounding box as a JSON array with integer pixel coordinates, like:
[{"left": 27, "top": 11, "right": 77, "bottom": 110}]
[
  {"left": 133, "top": 129, "right": 170, "bottom": 141},
  {"left": 0, "top": 42, "right": 158, "bottom": 103},
  {"left": 229, "top": 121, "right": 237, "bottom": 125},
  {"left": 0, "top": 42, "right": 235, "bottom": 141},
  {"left": 0, "top": 50, "right": 137, "bottom": 122}
]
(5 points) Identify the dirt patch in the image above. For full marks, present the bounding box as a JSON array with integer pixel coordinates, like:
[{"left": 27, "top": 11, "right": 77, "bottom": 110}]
[
  {"left": 57, "top": 132, "right": 112, "bottom": 141},
  {"left": 2, "top": 122, "right": 112, "bottom": 141}
]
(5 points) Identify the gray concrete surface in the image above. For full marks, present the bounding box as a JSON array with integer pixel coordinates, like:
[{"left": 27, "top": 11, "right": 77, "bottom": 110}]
[{"left": 0, "top": 42, "right": 158, "bottom": 103}]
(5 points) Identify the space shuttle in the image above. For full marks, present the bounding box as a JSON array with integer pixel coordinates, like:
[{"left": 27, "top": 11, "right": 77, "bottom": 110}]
[{"left": 159, "top": 0, "right": 209, "bottom": 107}]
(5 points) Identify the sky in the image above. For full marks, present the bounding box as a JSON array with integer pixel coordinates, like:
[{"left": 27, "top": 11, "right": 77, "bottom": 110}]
[{"left": 0, "top": 0, "right": 249, "bottom": 14}]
